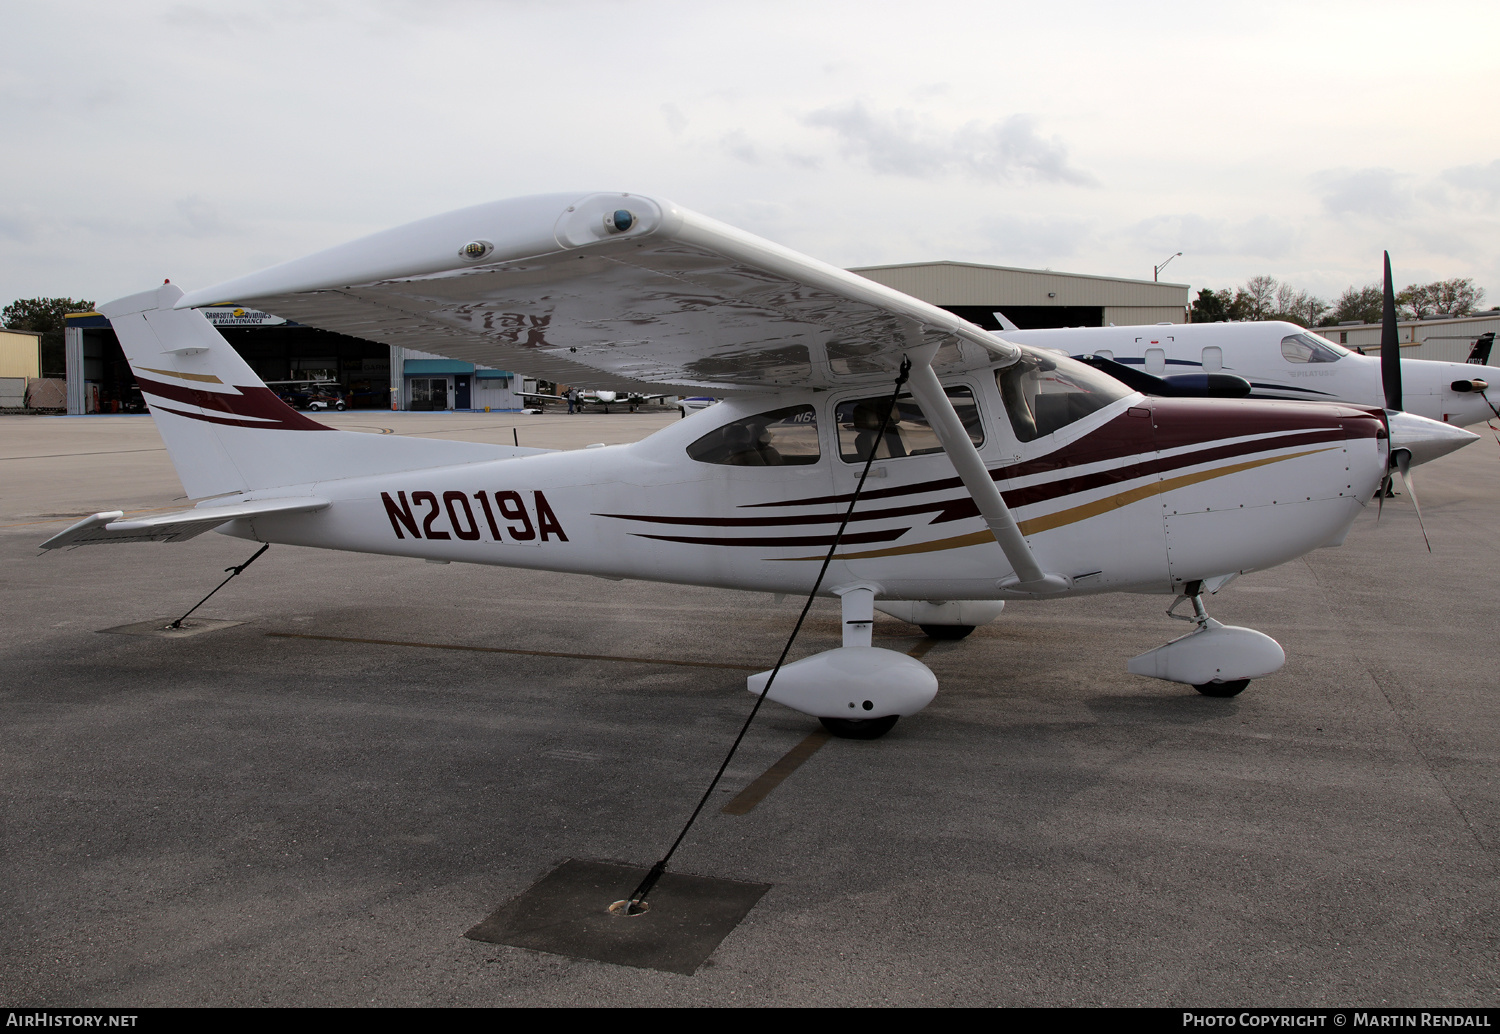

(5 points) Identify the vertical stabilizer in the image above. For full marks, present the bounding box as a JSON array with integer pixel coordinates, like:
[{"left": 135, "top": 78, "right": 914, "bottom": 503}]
[{"left": 101, "top": 283, "right": 531, "bottom": 499}]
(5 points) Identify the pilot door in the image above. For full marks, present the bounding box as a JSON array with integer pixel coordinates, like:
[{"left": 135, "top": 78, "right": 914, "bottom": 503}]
[
  {"left": 824, "top": 379, "right": 997, "bottom": 586},
  {"left": 990, "top": 349, "right": 1170, "bottom": 592}
]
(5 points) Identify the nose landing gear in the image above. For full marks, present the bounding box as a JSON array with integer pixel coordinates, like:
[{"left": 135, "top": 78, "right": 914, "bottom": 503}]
[{"left": 1128, "top": 580, "right": 1285, "bottom": 696}]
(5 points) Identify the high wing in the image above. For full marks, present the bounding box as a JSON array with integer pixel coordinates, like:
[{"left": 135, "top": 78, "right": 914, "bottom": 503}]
[
  {"left": 41, "top": 497, "right": 330, "bottom": 549},
  {"left": 175, "top": 192, "right": 1015, "bottom": 394}
]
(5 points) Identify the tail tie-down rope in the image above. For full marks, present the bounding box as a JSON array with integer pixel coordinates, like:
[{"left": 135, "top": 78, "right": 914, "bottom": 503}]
[
  {"left": 168, "top": 544, "right": 270, "bottom": 629},
  {"left": 622, "top": 357, "right": 914, "bottom": 914}
]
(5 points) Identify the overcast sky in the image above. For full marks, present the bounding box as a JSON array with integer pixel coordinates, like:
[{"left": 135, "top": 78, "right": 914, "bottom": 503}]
[{"left": 3, "top": 0, "right": 1498, "bottom": 311}]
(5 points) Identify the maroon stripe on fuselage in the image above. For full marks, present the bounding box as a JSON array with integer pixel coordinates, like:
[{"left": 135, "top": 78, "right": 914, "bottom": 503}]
[
  {"left": 138, "top": 375, "right": 331, "bottom": 431},
  {"left": 595, "top": 495, "right": 977, "bottom": 528},
  {"left": 598, "top": 424, "right": 1350, "bottom": 532},
  {"left": 630, "top": 527, "right": 908, "bottom": 548},
  {"left": 745, "top": 398, "right": 1378, "bottom": 509},
  {"left": 1001, "top": 427, "right": 1345, "bottom": 509}
]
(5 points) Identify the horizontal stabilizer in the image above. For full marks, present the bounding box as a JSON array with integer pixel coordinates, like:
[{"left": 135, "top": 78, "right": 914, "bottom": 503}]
[{"left": 40, "top": 497, "right": 329, "bottom": 549}]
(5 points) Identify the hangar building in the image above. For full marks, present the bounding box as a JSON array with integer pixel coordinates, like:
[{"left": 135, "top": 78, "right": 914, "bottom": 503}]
[
  {"left": 1318, "top": 309, "right": 1500, "bottom": 364},
  {"left": 851, "top": 261, "right": 1189, "bottom": 331},
  {"left": 58, "top": 262, "right": 1190, "bottom": 415}
]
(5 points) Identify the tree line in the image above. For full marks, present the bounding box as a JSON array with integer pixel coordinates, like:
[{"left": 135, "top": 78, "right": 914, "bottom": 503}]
[
  {"left": 3, "top": 297, "right": 97, "bottom": 379},
  {"left": 1190, "top": 277, "right": 1488, "bottom": 327}
]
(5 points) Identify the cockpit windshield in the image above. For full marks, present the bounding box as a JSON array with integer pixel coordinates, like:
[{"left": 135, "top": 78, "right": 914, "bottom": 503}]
[
  {"left": 995, "top": 347, "right": 1134, "bottom": 443},
  {"left": 1281, "top": 332, "right": 1349, "bottom": 364}
]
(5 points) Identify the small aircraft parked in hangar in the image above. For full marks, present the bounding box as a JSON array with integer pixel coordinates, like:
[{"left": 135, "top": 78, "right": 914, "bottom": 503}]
[
  {"left": 999, "top": 320, "right": 1500, "bottom": 435},
  {"left": 40, "top": 193, "right": 1475, "bottom": 738},
  {"left": 532, "top": 386, "right": 669, "bottom": 413}
]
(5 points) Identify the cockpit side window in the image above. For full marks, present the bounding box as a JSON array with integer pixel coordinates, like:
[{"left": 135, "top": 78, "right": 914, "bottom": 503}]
[
  {"left": 686, "top": 405, "right": 820, "bottom": 466},
  {"left": 1281, "top": 332, "right": 1346, "bottom": 364},
  {"left": 835, "top": 386, "right": 983, "bottom": 463},
  {"left": 995, "top": 348, "right": 1133, "bottom": 443}
]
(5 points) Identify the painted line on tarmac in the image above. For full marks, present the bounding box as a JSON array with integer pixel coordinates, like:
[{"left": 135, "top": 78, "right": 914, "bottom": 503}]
[
  {"left": 264, "top": 631, "right": 762, "bottom": 671},
  {"left": 720, "top": 636, "right": 940, "bottom": 815},
  {"left": 907, "top": 637, "right": 938, "bottom": 660},
  {"left": 721, "top": 730, "right": 831, "bottom": 815},
  {"left": 2, "top": 504, "right": 186, "bottom": 528},
  {"left": 0, "top": 447, "right": 167, "bottom": 461}
]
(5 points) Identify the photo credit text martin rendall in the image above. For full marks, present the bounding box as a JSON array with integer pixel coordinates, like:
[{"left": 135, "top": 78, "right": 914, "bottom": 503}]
[{"left": 1181, "top": 1013, "right": 1493, "bottom": 1028}]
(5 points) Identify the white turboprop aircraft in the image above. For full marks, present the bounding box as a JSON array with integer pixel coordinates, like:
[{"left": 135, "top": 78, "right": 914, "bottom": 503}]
[
  {"left": 535, "top": 387, "right": 667, "bottom": 413},
  {"left": 1000, "top": 320, "right": 1500, "bottom": 433},
  {"left": 40, "top": 193, "right": 1475, "bottom": 738}
]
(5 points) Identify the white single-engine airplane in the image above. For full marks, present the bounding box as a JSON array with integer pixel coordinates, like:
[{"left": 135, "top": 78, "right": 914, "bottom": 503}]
[{"left": 41, "top": 193, "right": 1475, "bottom": 738}]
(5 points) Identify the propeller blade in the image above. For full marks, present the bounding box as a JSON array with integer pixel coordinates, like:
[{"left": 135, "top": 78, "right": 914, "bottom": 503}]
[
  {"left": 1382, "top": 251, "right": 1402, "bottom": 412},
  {"left": 1393, "top": 449, "right": 1431, "bottom": 553}
]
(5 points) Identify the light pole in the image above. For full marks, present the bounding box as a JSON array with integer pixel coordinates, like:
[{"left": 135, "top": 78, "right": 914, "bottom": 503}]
[{"left": 1154, "top": 251, "right": 1182, "bottom": 282}]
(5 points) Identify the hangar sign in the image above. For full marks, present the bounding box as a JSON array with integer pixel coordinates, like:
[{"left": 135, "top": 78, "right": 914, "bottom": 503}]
[{"left": 201, "top": 307, "right": 287, "bottom": 327}]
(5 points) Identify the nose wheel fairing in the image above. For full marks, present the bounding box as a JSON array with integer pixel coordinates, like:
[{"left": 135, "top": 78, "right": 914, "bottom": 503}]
[{"left": 1127, "top": 587, "right": 1285, "bottom": 692}]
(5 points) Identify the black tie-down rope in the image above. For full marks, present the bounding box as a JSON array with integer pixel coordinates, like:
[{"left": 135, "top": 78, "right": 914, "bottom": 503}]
[
  {"left": 168, "top": 543, "right": 270, "bottom": 629},
  {"left": 623, "top": 356, "right": 913, "bottom": 914}
]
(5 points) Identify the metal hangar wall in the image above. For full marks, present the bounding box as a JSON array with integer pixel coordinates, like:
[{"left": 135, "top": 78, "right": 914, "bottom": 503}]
[{"left": 850, "top": 261, "right": 1190, "bottom": 330}]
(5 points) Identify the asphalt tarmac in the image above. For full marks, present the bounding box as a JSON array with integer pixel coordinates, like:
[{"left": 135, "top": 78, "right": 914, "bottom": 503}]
[{"left": 2, "top": 409, "right": 1498, "bottom": 1007}]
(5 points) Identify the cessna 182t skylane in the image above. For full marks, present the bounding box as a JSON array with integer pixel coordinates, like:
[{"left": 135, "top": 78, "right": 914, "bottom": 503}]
[{"left": 41, "top": 193, "right": 1474, "bottom": 738}]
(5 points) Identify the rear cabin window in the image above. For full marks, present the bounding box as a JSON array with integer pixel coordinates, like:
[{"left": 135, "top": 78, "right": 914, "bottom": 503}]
[
  {"left": 686, "top": 405, "right": 820, "bottom": 465},
  {"left": 835, "top": 386, "right": 983, "bottom": 463},
  {"left": 996, "top": 348, "right": 1133, "bottom": 443},
  {"left": 1281, "top": 332, "right": 1347, "bottom": 364}
]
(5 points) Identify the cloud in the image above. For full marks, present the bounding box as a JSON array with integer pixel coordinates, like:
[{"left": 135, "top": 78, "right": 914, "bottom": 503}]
[
  {"left": 1314, "top": 167, "right": 1412, "bottom": 218},
  {"left": 802, "top": 102, "right": 1098, "bottom": 187},
  {"left": 0, "top": 207, "right": 48, "bottom": 244},
  {"left": 1441, "top": 159, "right": 1500, "bottom": 202},
  {"left": 975, "top": 214, "right": 1095, "bottom": 265},
  {"left": 719, "top": 130, "right": 760, "bottom": 166},
  {"left": 175, "top": 197, "right": 240, "bottom": 238},
  {"left": 660, "top": 103, "right": 687, "bottom": 136},
  {"left": 1126, "top": 213, "right": 1302, "bottom": 260}
]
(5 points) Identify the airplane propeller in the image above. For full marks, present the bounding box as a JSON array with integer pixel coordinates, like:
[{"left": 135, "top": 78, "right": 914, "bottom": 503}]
[
  {"left": 1381, "top": 251, "right": 1401, "bottom": 412},
  {"left": 1378, "top": 250, "right": 1432, "bottom": 551}
]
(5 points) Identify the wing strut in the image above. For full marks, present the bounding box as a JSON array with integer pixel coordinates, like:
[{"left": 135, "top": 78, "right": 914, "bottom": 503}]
[{"left": 904, "top": 340, "right": 1068, "bottom": 593}]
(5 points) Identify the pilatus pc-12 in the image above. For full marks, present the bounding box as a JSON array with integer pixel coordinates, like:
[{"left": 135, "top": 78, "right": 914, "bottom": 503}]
[{"left": 42, "top": 193, "right": 1471, "bottom": 738}]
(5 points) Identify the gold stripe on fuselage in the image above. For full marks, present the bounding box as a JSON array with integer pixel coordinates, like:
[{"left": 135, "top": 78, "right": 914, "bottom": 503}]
[{"left": 774, "top": 446, "right": 1338, "bottom": 561}]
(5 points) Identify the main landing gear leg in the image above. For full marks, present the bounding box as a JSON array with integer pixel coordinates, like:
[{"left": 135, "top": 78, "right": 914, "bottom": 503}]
[{"left": 819, "top": 586, "right": 901, "bottom": 740}]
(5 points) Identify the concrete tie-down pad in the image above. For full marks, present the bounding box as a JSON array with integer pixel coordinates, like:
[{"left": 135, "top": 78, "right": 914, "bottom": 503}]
[
  {"left": 98, "top": 618, "right": 245, "bottom": 639},
  {"left": 466, "top": 859, "right": 770, "bottom": 976}
]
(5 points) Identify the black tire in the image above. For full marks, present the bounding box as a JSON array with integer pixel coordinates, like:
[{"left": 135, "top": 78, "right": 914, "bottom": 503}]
[
  {"left": 335, "top": 402, "right": 346, "bottom": 411},
  {"left": 819, "top": 715, "right": 900, "bottom": 739},
  {"left": 1194, "top": 678, "right": 1249, "bottom": 698},
  {"left": 920, "top": 624, "right": 975, "bottom": 640}
]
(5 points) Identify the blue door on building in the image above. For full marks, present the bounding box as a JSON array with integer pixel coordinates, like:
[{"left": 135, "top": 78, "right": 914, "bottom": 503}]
[{"left": 455, "top": 375, "right": 471, "bottom": 410}]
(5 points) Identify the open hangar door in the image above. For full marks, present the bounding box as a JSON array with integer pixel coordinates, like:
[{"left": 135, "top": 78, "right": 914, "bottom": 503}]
[{"left": 65, "top": 308, "right": 393, "bottom": 414}]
